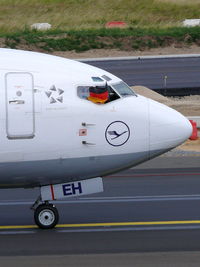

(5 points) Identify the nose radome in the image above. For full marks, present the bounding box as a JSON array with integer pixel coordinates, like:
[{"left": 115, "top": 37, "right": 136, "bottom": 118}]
[{"left": 149, "top": 99, "right": 192, "bottom": 156}]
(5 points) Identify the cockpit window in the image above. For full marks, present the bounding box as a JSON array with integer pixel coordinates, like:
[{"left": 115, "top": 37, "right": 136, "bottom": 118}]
[
  {"left": 77, "top": 84, "right": 120, "bottom": 104},
  {"left": 92, "top": 77, "right": 104, "bottom": 82},
  {"left": 102, "top": 75, "right": 112, "bottom": 81},
  {"left": 111, "top": 82, "right": 137, "bottom": 97},
  {"left": 77, "top": 86, "right": 90, "bottom": 100},
  {"left": 88, "top": 86, "right": 109, "bottom": 104}
]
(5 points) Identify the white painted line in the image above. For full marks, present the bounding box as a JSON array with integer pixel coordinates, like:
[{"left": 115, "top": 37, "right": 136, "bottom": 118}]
[
  {"left": 57, "top": 225, "right": 200, "bottom": 233},
  {"left": 76, "top": 54, "right": 200, "bottom": 62},
  {"left": 0, "top": 231, "right": 36, "bottom": 235},
  {"left": 1, "top": 194, "right": 200, "bottom": 205},
  {"left": 79, "top": 194, "right": 200, "bottom": 200}
]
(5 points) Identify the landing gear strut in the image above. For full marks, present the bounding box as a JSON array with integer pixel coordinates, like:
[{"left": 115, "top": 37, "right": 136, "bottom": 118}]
[{"left": 31, "top": 199, "right": 59, "bottom": 229}]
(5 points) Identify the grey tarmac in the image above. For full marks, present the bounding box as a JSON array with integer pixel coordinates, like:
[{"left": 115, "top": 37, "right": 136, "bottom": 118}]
[
  {"left": 1, "top": 252, "right": 200, "bottom": 267},
  {"left": 85, "top": 56, "right": 200, "bottom": 94},
  {"left": 0, "top": 156, "right": 199, "bottom": 264}
]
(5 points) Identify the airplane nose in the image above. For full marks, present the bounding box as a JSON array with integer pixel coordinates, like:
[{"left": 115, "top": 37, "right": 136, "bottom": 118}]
[{"left": 149, "top": 99, "right": 192, "bottom": 157}]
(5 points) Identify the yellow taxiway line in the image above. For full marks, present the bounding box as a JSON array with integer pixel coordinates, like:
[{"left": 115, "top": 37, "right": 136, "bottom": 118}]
[
  {"left": 57, "top": 220, "right": 200, "bottom": 228},
  {"left": 1, "top": 220, "right": 200, "bottom": 230}
]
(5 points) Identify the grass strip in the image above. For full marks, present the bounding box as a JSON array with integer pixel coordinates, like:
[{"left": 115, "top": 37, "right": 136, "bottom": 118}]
[{"left": 1, "top": 27, "right": 200, "bottom": 52}]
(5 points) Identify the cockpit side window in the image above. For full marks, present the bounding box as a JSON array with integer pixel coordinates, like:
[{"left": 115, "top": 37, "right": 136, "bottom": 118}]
[
  {"left": 107, "top": 85, "right": 120, "bottom": 101},
  {"left": 77, "top": 85, "right": 120, "bottom": 104},
  {"left": 77, "top": 86, "right": 90, "bottom": 100},
  {"left": 111, "top": 82, "right": 137, "bottom": 97},
  {"left": 88, "top": 85, "right": 109, "bottom": 104}
]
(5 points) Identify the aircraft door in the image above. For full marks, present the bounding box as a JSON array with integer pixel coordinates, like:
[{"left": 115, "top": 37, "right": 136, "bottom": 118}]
[{"left": 5, "top": 72, "right": 35, "bottom": 139}]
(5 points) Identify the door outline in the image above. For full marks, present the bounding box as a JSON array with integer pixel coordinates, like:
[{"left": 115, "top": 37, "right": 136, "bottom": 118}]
[{"left": 5, "top": 72, "right": 35, "bottom": 139}]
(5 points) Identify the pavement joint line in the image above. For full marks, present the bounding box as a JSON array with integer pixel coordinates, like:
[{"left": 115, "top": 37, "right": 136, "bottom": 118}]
[{"left": 1, "top": 220, "right": 200, "bottom": 230}]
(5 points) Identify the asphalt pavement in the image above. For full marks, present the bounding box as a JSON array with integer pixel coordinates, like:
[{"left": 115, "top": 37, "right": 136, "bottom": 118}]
[
  {"left": 0, "top": 156, "right": 199, "bottom": 257},
  {"left": 84, "top": 56, "right": 200, "bottom": 95}
]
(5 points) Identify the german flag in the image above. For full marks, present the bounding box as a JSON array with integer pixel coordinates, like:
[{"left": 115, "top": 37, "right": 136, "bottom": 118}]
[{"left": 88, "top": 86, "right": 109, "bottom": 104}]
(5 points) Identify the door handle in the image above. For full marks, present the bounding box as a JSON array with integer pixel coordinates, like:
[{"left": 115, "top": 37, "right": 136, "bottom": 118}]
[{"left": 9, "top": 100, "right": 25, "bottom": 104}]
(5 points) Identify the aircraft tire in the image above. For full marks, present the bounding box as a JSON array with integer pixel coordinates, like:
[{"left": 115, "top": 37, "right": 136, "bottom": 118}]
[{"left": 34, "top": 204, "right": 59, "bottom": 229}]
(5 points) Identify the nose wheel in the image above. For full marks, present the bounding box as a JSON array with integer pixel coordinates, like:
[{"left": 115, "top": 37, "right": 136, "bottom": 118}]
[{"left": 34, "top": 203, "right": 59, "bottom": 229}]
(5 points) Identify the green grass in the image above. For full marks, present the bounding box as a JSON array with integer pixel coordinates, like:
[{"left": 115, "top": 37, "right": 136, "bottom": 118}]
[
  {"left": 1, "top": 0, "right": 200, "bottom": 33},
  {"left": 2, "top": 27, "right": 200, "bottom": 52},
  {"left": 1, "top": 0, "right": 200, "bottom": 52}
]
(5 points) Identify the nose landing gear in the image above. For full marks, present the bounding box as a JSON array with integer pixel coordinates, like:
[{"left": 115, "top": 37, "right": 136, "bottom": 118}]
[
  {"left": 31, "top": 197, "right": 59, "bottom": 229},
  {"left": 30, "top": 178, "right": 103, "bottom": 229},
  {"left": 34, "top": 203, "right": 59, "bottom": 229}
]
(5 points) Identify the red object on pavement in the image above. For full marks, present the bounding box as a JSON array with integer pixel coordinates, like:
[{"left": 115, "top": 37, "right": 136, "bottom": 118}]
[
  {"left": 189, "top": 120, "right": 198, "bottom": 140},
  {"left": 105, "top": 21, "right": 128, "bottom": 28}
]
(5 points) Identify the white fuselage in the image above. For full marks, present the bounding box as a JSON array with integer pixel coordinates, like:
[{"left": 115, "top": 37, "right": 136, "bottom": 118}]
[{"left": 0, "top": 49, "right": 192, "bottom": 188}]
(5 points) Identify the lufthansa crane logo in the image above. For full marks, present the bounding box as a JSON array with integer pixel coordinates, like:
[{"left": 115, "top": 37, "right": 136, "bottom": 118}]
[{"left": 105, "top": 121, "right": 130, "bottom": 146}]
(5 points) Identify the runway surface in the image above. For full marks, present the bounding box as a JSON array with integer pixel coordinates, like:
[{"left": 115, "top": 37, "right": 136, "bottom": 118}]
[
  {"left": 85, "top": 56, "right": 200, "bottom": 95},
  {"left": 0, "top": 156, "right": 200, "bottom": 259}
]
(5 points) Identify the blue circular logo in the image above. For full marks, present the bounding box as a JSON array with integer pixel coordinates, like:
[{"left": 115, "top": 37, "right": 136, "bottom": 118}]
[{"left": 105, "top": 121, "right": 130, "bottom": 147}]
